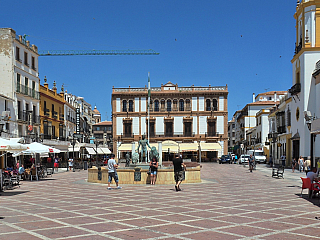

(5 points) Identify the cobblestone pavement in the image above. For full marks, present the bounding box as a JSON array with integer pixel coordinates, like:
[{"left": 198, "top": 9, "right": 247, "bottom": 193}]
[{"left": 1, "top": 163, "right": 320, "bottom": 240}]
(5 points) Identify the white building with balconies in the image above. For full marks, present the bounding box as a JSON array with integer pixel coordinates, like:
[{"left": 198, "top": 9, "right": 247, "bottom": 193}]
[{"left": 0, "top": 28, "right": 40, "bottom": 138}]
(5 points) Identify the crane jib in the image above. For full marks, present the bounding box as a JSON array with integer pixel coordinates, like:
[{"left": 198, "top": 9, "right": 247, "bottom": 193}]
[{"left": 38, "top": 50, "right": 160, "bottom": 56}]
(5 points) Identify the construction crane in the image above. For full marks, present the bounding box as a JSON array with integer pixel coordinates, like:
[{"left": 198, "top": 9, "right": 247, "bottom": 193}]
[{"left": 38, "top": 49, "right": 159, "bottom": 56}]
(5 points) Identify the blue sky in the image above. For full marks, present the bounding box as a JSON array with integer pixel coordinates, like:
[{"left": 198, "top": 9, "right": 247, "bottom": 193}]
[{"left": 1, "top": 0, "right": 296, "bottom": 121}]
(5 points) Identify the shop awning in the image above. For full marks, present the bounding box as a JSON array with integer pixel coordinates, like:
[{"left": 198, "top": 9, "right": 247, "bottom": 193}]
[
  {"left": 118, "top": 143, "right": 137, "bottom": 152},
  {"left": 85, "top": 147, "right": 96, "bottom": 155},
  {"left": 68, "top": 147, "right": 80, "bottom": 152},
  {"left": 100, "top": 147, "right": 111, "bottom": 154},
  {"left": 200, "top": 142, "right": 221, "bottom": 151},
  {"left": 179, "top": 143, "right": 198, "bottom": 152},
  {"left": 96, "top": 148, "right": 105, "bottom": 154},
  {"left": 161, "top": 140, "right": 179, "bottom": 153}
]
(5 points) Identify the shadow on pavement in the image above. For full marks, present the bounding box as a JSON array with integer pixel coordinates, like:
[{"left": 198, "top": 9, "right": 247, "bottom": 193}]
[
  {"left": 295, "top": 194, "right": 320, "bottom": 207},
  {"left": 0, "top": 191, "right": 29, "bottom": 196}
]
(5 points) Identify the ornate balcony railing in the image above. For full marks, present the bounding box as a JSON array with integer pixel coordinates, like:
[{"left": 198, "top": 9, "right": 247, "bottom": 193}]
[
  {"left": 16, "top": 84, "right": 40, "bottom": 100},
  {"left": 288, "top": 83, "right": 301, "bottom": 95}
]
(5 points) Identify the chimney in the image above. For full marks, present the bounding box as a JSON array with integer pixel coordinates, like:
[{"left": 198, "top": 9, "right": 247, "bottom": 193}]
[
  {"left": 252, "top": 93, "right": 255, "bottom": 103},
  {"left": 274, "top": 92, "right": 277, "bottom": 102}
]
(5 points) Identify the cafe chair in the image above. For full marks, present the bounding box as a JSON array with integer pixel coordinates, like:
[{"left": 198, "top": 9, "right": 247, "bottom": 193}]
[
  {"left": 301, "top": 177, "right": 311, "bottom": 197},
  {"left": 30, "top": 169, "right": 38, "bottom": 181}
]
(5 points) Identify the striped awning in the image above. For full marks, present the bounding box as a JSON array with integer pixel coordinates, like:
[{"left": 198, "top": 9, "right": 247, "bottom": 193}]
[
  {"left": 179, "top": 143, "right": 198, "bottom": 152},
  {"left": 200, "top": 142, "right": 221, "bottom": 151},
  {"left": 100, "top": 147, "right": 111, "bottom": 154},
  {"left": 85, "top": 147, "right": 96, "bottom": 155},
  {"left": 96, "top": 148, "right": 105, "bottom": 154}
]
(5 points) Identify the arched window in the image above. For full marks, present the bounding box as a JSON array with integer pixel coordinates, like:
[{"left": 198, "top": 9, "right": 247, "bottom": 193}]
[
  {"left": 160, "top": 99, "right": 165, "bottom": 110},
  {"left": 154, "top": 100, "right": 159, "bottom": 112},
  {"left": 206, "top": 99, "right": 211, "bottom": 111},
  {"left": 122, "top": 100, "right": 127, "bottom": 112},
  {"left": 179, "top": 99, "right": 184, "bottom": 111},
  {"left": 186, "top": 99, "right": 190, "bottom": 110},
  {"left": 167, "top": 99, "right": 172, "bottom": 112},
  {"left": 173, "top": 99, "right": 178, "bottom": 111},
  {"left": 212, "top": 99, "right": 218, "bottom": 111},
  {"left": 129, "top": 100, "right": 133, "bottom": 112}
]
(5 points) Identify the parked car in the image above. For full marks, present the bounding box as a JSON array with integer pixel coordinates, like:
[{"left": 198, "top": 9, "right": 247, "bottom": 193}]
[
  {"left": 219, "top": 155, "right": 231, "bottom": 164},
  {"left": 239, "top": 155, "right": 250, "bottom": 164}
]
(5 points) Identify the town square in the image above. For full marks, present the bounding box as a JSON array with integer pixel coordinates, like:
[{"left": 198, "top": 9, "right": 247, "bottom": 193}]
[{"left": 1, "top": 1, "right": 320, "bottom": 239}]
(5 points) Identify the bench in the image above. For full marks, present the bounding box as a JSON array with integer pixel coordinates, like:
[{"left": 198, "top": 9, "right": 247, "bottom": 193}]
[{"left": 272, "top": 166, "right": 284, "bottom": 178}]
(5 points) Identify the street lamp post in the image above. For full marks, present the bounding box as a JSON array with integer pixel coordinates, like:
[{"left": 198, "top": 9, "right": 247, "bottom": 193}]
[{"left": 69, "top": 136, "right": 77, "bottom": 172}]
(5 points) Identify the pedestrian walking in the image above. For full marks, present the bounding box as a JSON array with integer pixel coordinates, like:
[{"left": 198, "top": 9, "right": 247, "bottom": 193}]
[
  {"left": 269, "top": 155, "right": 273, "bottom": 167},
  {"left": 305, "top": 156, "right": 311, "bottom": 173},
  {"left": 291, "top": 158, "right": 297, "bottom": 172},
  {"left": 235, "top": 155, "right": 238, "bottom": 164},
  {"left": 54, "top": 156, "right": 60, "bottom": 172},
  {"left": 107, "top": 154, "right": 121, "bottom": 190},
  {"left": 281, "top": 155, "right": 286, "bottom": 167},
  {"left": 299, "top": 156, "right": 304, "bottom": 172},
  {"left": 249, "top": 154, "right": 255, "bottom": 172},
  {"left": 173, "top": 154, "right": 186, "bottom": 191},
  {"left": 68, "top": 157, "right": 74, "bottom": 171}
]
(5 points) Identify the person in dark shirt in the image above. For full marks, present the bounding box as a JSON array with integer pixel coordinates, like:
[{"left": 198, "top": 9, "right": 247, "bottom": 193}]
[{"left": 172, "top": 154, "right": 186, "bottom": 191}]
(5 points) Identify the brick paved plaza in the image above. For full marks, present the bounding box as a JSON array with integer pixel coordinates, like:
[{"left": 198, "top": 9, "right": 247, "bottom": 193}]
[{"left": 1, "top": 163, "right": 320, "bottom": 240}]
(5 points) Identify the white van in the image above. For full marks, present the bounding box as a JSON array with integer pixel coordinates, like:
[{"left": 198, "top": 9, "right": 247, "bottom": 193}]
[{"left": 247, "top": 150, "right": 266, "bottom": 163}]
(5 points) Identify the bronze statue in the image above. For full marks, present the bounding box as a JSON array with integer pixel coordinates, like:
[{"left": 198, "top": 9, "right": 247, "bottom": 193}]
[
  {"left": 136, "top": 135, "right": 151, "bottom": 162},
  {"left": 125, "top": 152, "right": 130, "bottom": 167}
]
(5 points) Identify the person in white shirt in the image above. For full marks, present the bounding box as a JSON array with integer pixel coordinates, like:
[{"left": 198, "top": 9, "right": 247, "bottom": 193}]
[{"left": 306, "top": 167, "right": 320, "bottom": 198}]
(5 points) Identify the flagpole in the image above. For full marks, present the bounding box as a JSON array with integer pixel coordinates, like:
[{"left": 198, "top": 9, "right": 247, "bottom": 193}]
[{"left": 147, "top": 72, "right": 150, "bottom": 163}]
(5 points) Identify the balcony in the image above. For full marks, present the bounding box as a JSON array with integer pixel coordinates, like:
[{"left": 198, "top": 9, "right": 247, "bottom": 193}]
[
  {"left": 44, "top": 109, "right": 50, "bottom": 117},
  {"left": 52, "top": 111, "right": 58, "bottom": 119},
  {"left": 277, "top": 126, "right": 286, "bottom": 134},
  {"left": 17, "top": 110, "right": 28, "bottom": 122},
  {"left": 295, "top": 41, "right": 302, "bottom": 55},
  {"left": 205, "top": 132, "right": 219, "bottom": 137},
  {"left": 288, "top": 83, "right": 301, "bottom": 95},
  {"left": 121, "top": 133, "right": 134, "bottom": 138},
  {"left": 16, "top": 84, "right": 40, "bottom": 100},
  {"left": 59, "top": 114, "right": 64, "bottom": 121}
]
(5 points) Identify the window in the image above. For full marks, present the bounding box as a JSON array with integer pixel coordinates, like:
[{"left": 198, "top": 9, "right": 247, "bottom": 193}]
[
  {"left": 149, "top": 122, "right": 155, "bottom": 137},
  {"left": 122, "top": 100, "right": 127, "bottom": 112},
  {"left": 128, "top": 100, "right": 133, "bottom": 112},
  {"left": 212, "top": 99, "right": 218, "bottom": 111},
  {"left": 206, "top": 99, "right": 211, "bottom": 111},
  {"left": 16, "top": 47, "right": 20, "bottom": 61},
  {"left": 24, "top": 52, "right": 28, "bottom": 66},
  {"left": 31, "top": 56, "right": 35, "bottom": 70},
  {"left": 167, "top": 100, "right": 172, "bottom": 112},
  {"left": 124, "top": 122, "right": 132, "bottom": 137},
  {"left": 165, "top": 122, "right": 173, "bottom": 137},
  {"left": 154, "top": 100, "right": 159, "bottom": 112},
  {"left": 25, "top": 77, "right": 28, "bottom": 87},
  {"left": 296, "top": 71, "right": 300, "bottom": 84},
  {"left": 179, "top": 99, "right": 184, "bottom": 111},
  {"left": 184, "top": 122, "right": 192, "bottom": 137},
  {"left": 17, "top": 73, "right": 21, "bottom": 92},
  {"left": 207, "top": 121, "right": 216, "bottom": 137}
]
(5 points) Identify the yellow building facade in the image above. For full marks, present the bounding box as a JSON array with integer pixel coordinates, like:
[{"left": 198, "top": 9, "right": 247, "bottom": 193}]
[{"left": 40, "top": 78, "right": 66, "bottom": 140}]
